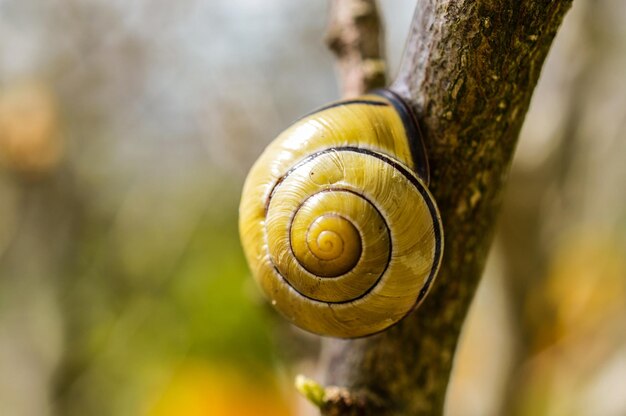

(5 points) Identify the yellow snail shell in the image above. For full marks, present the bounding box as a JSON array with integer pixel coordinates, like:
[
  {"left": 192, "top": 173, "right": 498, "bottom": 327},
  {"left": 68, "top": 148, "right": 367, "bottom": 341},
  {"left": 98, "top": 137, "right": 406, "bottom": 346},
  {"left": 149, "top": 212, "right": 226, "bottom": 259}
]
[{"left": 239, "top": 90, "right": 443, "bottom": 338}]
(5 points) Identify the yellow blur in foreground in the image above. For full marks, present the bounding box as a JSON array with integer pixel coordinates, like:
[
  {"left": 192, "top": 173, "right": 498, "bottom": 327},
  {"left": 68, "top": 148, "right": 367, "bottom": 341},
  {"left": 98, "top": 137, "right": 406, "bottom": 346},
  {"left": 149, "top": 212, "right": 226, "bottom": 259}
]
[{"left": 145, "top": 361, "right": 291, "bottom": 416}]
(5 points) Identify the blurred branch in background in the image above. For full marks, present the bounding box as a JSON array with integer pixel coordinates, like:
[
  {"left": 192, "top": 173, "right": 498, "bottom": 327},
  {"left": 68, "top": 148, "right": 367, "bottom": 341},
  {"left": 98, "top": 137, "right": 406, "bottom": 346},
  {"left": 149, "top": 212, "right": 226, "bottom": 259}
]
[
  {"left": 496, "top": 1, "right": 626, "bottom": 414},
  {"left": 325, "top": 0, "right": 386, "bottom": 98}
]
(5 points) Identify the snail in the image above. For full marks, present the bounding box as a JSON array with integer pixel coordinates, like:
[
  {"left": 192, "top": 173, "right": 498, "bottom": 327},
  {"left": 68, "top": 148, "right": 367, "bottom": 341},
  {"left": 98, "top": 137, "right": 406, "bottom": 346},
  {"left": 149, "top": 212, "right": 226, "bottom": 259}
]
[{"left": 239, "top": 89, "right": 443, "bottom": 338}]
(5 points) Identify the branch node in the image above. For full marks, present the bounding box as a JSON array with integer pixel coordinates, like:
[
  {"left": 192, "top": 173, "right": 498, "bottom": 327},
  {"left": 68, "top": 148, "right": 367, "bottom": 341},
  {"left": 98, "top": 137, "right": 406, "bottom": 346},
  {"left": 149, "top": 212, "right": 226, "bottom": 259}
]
[{"left": 321, "top": 386, "right": 384, "bottom": 416}]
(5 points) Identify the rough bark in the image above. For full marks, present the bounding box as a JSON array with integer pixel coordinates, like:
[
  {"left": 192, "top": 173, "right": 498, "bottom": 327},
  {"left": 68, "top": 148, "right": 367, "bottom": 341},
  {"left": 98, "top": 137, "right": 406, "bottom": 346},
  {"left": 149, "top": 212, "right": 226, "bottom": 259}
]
[{"left": 320, "top": 1, "right": 573, "bottom": 415}]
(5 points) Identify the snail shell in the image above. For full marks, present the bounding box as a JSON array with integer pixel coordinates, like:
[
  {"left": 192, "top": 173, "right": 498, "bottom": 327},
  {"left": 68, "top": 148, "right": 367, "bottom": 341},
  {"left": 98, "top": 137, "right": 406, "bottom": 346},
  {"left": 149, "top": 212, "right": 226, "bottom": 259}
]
[{"left": 239, "top": 89, "right": 443, "bottom": 338}]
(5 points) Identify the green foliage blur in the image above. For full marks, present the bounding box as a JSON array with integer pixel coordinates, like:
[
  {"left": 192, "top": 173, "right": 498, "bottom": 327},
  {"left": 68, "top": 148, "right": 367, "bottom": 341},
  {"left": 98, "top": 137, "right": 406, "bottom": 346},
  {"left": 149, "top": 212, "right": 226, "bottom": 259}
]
[{"left": 0, "top": 1, "right": 338, "bottom": 414}]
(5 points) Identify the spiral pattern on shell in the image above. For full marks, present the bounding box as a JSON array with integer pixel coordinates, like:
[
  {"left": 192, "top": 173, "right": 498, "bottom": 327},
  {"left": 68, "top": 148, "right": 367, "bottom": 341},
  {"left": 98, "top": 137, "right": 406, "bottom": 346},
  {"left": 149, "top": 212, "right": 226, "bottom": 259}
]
[
  {"left": 239, "top": 92, "right": 444, "bottom": 338},
  {"left": 242, "top": 148, "right": 443, "bottom": 337}
]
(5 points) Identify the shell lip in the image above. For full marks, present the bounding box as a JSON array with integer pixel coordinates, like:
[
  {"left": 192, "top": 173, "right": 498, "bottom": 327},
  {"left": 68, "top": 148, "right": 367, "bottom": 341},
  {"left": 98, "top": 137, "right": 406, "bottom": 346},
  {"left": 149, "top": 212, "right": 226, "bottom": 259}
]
[{"left": 372, "top": 88, "right": 431, "bottom": 185}]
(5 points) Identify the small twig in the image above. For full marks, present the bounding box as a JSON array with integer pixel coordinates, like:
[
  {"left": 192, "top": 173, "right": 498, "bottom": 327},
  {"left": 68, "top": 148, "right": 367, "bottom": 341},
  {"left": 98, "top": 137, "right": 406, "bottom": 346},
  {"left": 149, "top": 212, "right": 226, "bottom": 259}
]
[
  {"left": 325, "top": 0, "right": 386, "bottom": 97},
  {"left": 321, "top": 386, "right": 384, "bottom": 416}
]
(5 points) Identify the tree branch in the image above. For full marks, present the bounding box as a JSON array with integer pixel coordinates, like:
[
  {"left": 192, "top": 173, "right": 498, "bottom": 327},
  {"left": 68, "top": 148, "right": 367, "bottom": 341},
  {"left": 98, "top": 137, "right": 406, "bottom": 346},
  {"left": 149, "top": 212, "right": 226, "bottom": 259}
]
[
  {"left": 325, "top": 0, "right": 387, "bottom": 97},
  {"left": 320, "top": 1, "right": 573, "bottom": 414}
]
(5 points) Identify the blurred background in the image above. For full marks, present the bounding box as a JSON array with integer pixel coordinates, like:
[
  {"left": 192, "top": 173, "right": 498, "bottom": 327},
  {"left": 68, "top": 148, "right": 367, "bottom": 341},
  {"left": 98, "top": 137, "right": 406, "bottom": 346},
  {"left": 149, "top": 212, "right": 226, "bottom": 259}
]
[{"left": 0, "top": 0, "right": 624, "bottom": 415}]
